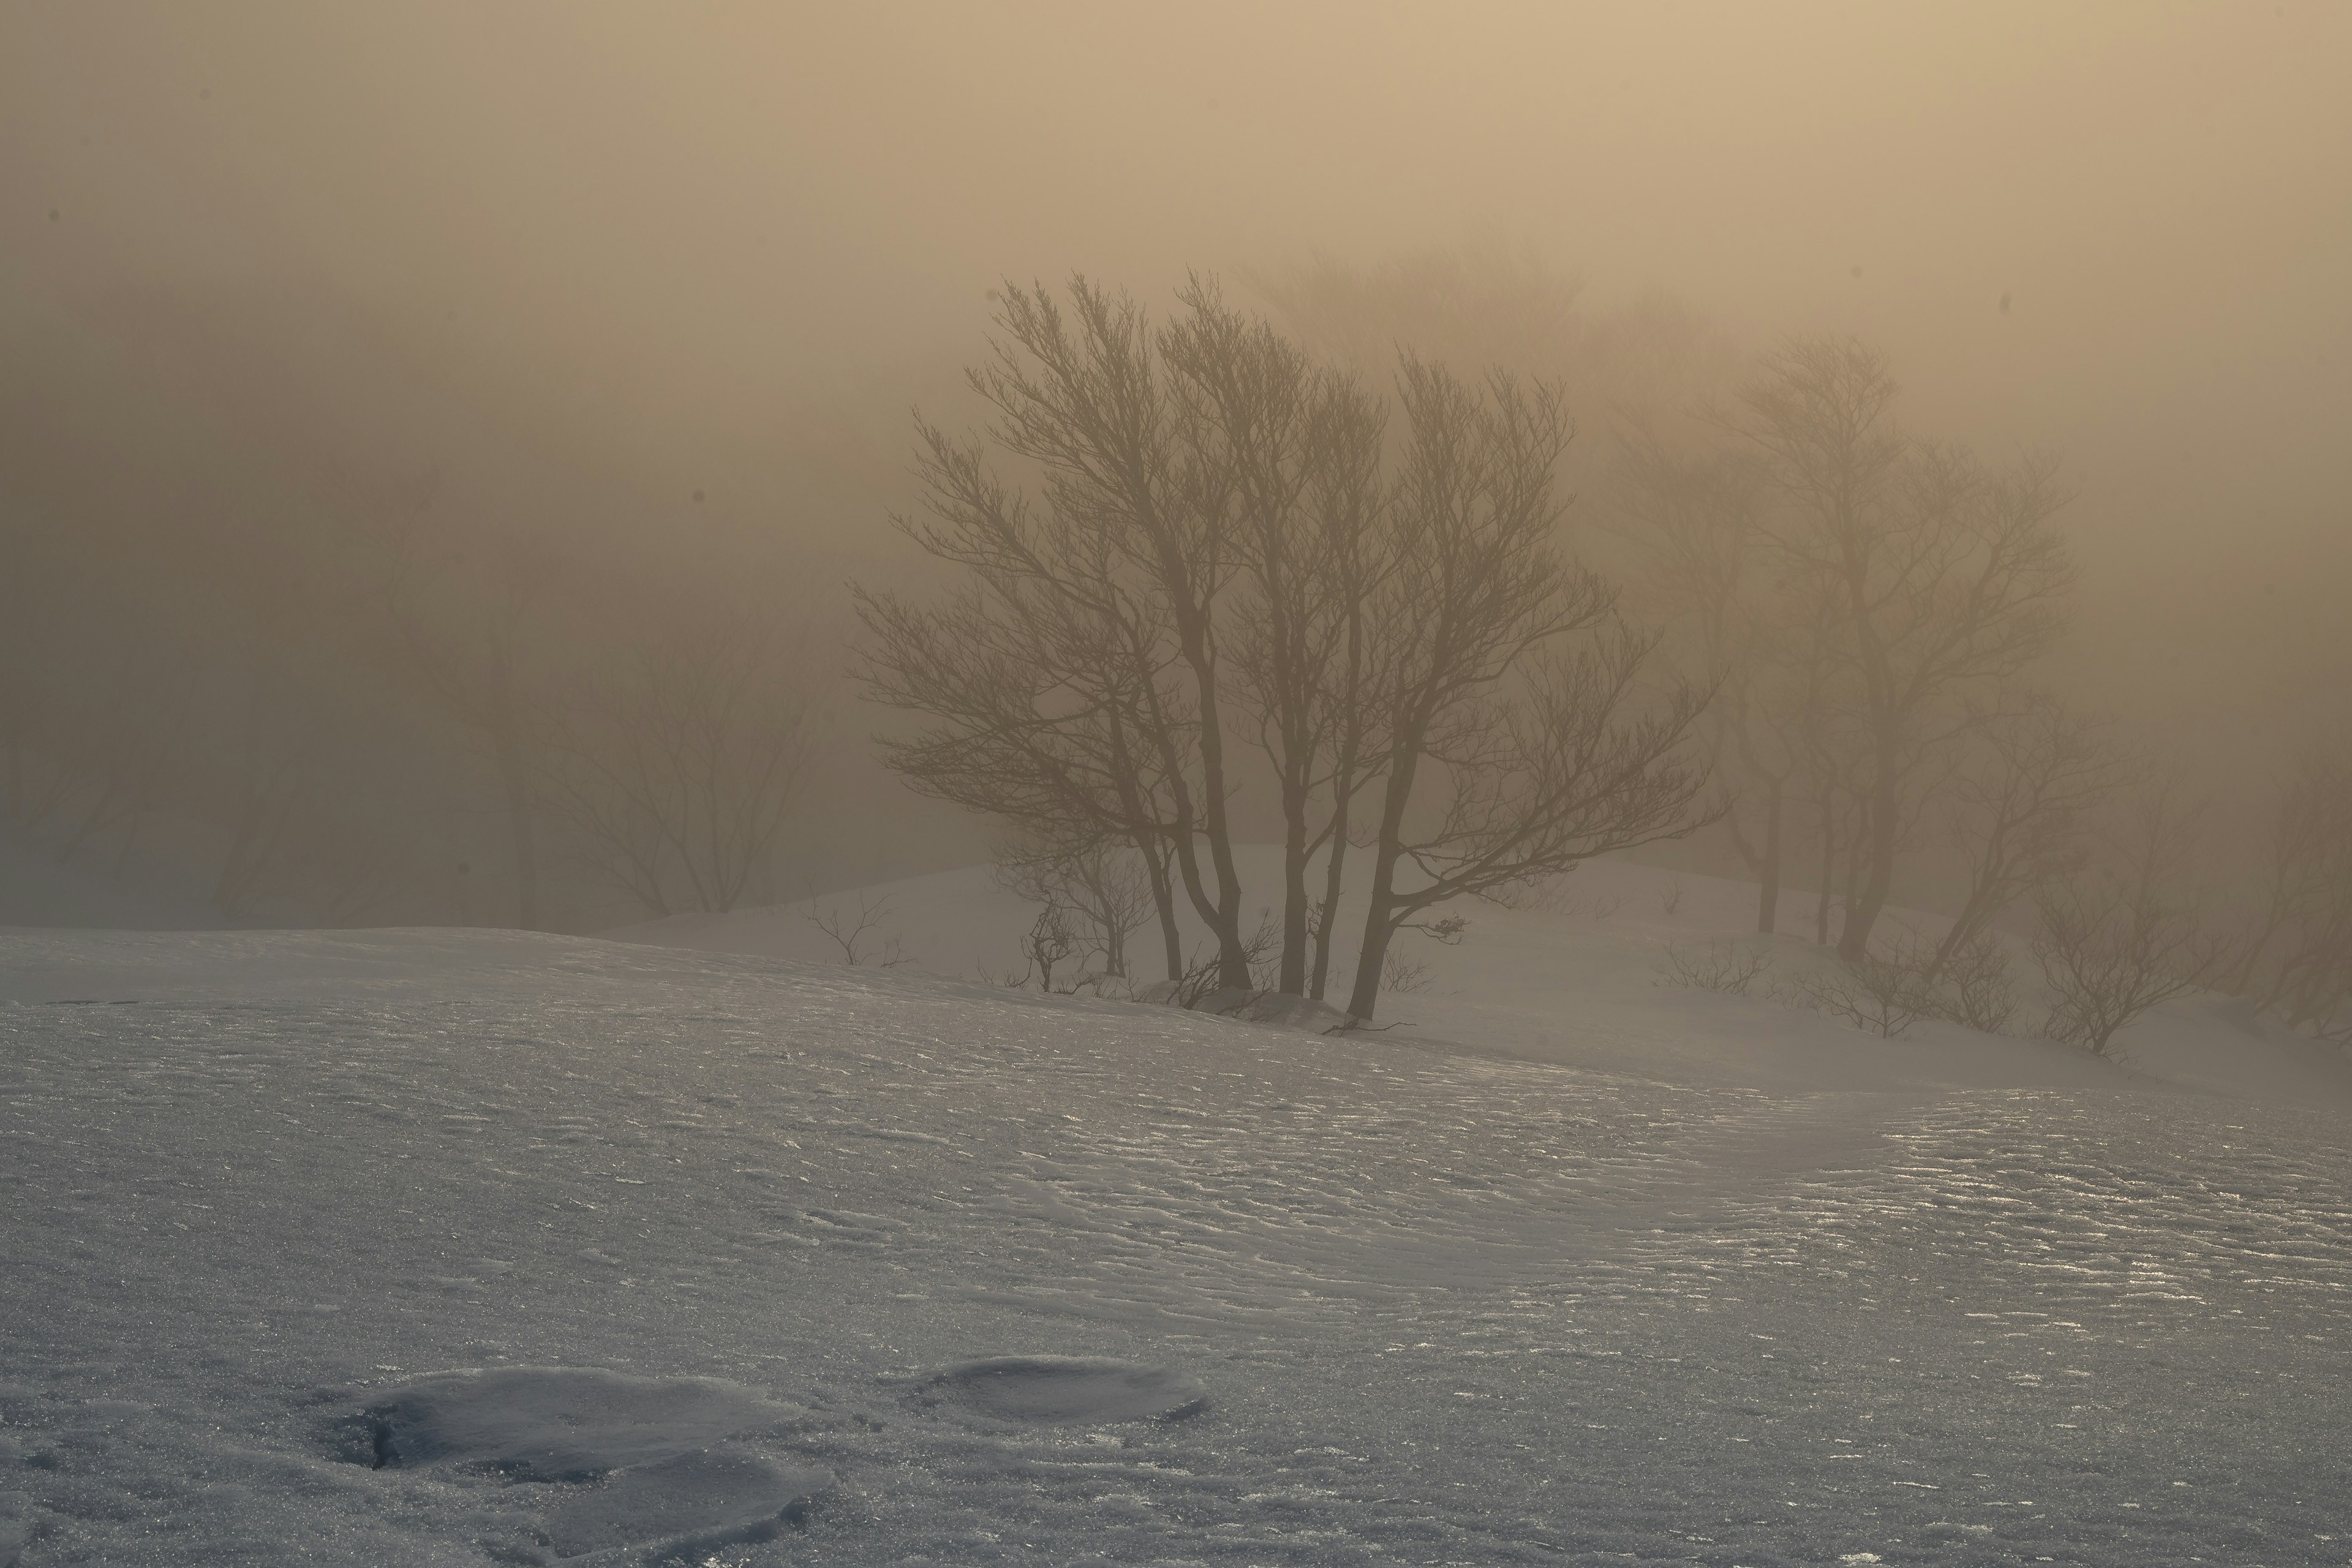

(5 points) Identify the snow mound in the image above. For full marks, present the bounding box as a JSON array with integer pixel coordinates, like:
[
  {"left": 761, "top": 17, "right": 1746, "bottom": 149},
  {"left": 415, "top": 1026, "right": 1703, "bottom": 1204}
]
[
  {"left": 351, "top": 1367, "right": 827, "bottom": 1561},
  {"left": 1189, "top": 987, "right": 1359, "bottom": 1031},
  {"left": 358, "top": 1366, "right": 807, "bottom": 1479},
  {"left": 911, "top": 1357, "right": 1208, "bottom": 1424},
  {"left": 541, "top": 1449, "right": 828, "bottom": 1560}
]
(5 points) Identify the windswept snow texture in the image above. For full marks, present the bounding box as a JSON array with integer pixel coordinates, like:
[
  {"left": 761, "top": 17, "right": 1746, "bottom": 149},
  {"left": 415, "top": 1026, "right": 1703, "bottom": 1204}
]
[{"left": 2, "top": 904, "right": 2350, "bottom": 1565}]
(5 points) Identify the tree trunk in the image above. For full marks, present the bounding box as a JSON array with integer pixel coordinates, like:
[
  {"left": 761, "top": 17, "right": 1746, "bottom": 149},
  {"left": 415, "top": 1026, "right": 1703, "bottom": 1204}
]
[
  {"left": 1346, "top": 745, "right": 1422, "bottom": 1020},
  {"left": 1756, "top": 775, "right": 1782, "bottom": 936},
  {"left": 1142, "top": 837, "right": 1183, "bottom": 982},
  {"left": 1839, "top": 756, "right": 1901, "bottom": 962},
  {"left": 1194, "top": 700, "right": 1250, "bottom": 989},
  {"left": 1814, "top": 794, "right": 1838, "bottom": 946},
  {"left": 1309, "top": 775, "right": 1354, "bottom": 1002},
  {"left": 1345, "top": 900, "right": 1398, "bottom": 1021},
  {"left": 1278, "top": 782, "right": 1310, "bottom": 995}
]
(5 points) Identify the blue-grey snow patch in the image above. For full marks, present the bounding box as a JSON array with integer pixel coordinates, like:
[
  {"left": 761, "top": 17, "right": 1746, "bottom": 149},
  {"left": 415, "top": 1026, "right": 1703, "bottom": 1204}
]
[
  {"left": 357, "top": 1366, "right": 807, "bottom": 1477},
  {"left": 908, "top": 1356, "right": 1208, "bottom": 1423},
  {"left": 352, "top": 1367, "right": 826, "bottom": 1559},
  {"left": 540, "top": 1449, "right": 826, "bottom": 1560}
]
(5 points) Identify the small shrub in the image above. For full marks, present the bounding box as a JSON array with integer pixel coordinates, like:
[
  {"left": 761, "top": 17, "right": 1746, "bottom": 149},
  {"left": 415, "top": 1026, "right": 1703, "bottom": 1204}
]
[
  {"left": 1381, "top": 951, "right": 1434, "bottom": 994},
  {"left": 1923, "top": 932, "right": 2020, "bottom": 1034},
  {"left": 1774, "top": 955, "right": 1935, "bottom": 1038},
  {"left": 1774, "top": 925, "right": 2022, "bottom": 1040},
  {"left": 1656, "top": 940, "right": 1771, "bottom": 996},
  {"left": 807, "top": 895, "right": 907, "bottom": 968},
  {"left": 2033, "top": 875, "right": 2225, "bottom": 1055}
]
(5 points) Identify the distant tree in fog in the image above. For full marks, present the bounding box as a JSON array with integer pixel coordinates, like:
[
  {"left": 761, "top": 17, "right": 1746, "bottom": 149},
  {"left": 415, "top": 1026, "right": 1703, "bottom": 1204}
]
[
  {"left": 1730, "top": 338, "right": 2076, "bottom": 962},
  {"left": 2034, "top": 788, "right": 2233, "bottom": 1055},
  {"left": 1933, "top": 697, "right": 2123, "bottom": 977},
  {"left": 1248, "top": 243, "right": 1743, "bottom": 440},
  {"left": 543, "top": 601, "right": 812, "bottom": 916},
  {"left": 2230, "top": 750, "right": 2352, "bottom": 1040},
  {"left": 1604, "top": 432, "right": 1799, "bottom": 933},
  {"left": 383, "top": 522, "right": 555, "bottom": 929}
]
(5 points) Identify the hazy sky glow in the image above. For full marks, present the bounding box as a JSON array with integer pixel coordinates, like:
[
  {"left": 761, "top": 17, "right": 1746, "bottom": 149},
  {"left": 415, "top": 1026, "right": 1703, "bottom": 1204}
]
[{"left": 6, "top": 2, "right": 2348, "bottom": 775}]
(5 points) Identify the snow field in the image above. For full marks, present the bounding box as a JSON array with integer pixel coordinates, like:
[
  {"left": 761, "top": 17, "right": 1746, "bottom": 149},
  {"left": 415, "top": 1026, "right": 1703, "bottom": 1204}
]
[{"left": 2, "top": 867, "right": 2348, "bottom": 1564}]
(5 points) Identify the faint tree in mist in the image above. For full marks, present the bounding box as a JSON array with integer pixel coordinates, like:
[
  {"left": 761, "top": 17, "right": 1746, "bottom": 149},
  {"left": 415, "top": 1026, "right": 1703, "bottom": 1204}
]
[
  {"left": 1603, "top": 432, "right": 1804, "bottom": 933},
  {"left": 382, "top": 521, "right": 555, "bottom": 929},
  {"left": 2230, "top": 750, "right": 2352, "bottom": 1040},
  {"left": 1247, "top": 242, "right": 1742, "bottom": 433},
  {"left": 1932, "top": 697, "right": 2124, "bottom": 977},
  {"left": 1728, "top": 337, "right": 2076, "bottom": 962},
  {"left": 543, "top": 601, "right": 813, "bottom": 916},
  {"left": 2033, "top": 788, "right": 2233, "bottom": 1055}
]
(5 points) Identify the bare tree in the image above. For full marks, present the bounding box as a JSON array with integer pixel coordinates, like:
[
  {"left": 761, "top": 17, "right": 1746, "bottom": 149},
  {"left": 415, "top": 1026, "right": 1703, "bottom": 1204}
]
[
  {"left": 862, "top": 282, "right": 1708, "bottom": 1020},
  {"left": 1932, "top": 697, "right": 2124, "bottom": 976},
  {"left": 861, "top": 278, "right": 1337, "bottom": 989},
  {"left": 209, "top": 673, "right": 315, "bottom": 918},
  {"left": 545, "top": 602, "right": 812, "bottom": 916},
  {"left": 853, "top": 454, "right": 1192, "bottom": 978},
  {"left": 807, "top": 892, "right": 905, "bottom": 968},
  {"left": 1343, "top": 361, "right": 1712, "bottom": 1019},
  {"left": 2232, "top": 751, "right": 2352, "bottom": 1039},
  {"left": 2033, "top": 791, "right": 2231, "bottom": 1055},
  {"left": 870, "top": 278, "right": 1411, "bottom": 992},
  {"left": 992, "top": 827, "right": 1158, "bottom": 980},
  {"left": 1185, "top": 300, "right": 1396, "bottom": 997},
  {"left": 1732, "top": 338, "right": 2076, "bottom": 960},
  {"left": 1605, "top": 432, "right": 1809, "bottom": 933},
  {"left": 980, "top": 279, "right": 1256, "bottom": 988}
]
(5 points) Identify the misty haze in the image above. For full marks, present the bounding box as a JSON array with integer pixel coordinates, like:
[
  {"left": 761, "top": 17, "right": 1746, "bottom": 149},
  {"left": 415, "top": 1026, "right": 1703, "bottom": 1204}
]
[{"left": 3, "top": 5, "right": 2348, "bottom": 1566}]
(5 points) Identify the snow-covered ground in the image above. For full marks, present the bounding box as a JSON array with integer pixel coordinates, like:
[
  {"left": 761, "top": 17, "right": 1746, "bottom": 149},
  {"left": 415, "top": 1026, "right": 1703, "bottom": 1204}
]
[{"left": 3, "top": 855, "right": 2348, "bottom": 1565}]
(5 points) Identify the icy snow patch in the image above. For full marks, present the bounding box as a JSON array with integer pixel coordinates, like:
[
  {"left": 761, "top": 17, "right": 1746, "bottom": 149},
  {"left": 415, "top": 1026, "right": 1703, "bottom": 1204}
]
[
  {"left": 352, "top": 1367, "right": 827, "bottom": 1559},
  {"left": 908, "top": 1356, "right": 1208, "bottom": 1424},
  {"left": 357, "top": 1366, "right": 810, "bottom": 1478},
  {"left": 540, "top": 1449, "right": 827, "bottom": 1560}
]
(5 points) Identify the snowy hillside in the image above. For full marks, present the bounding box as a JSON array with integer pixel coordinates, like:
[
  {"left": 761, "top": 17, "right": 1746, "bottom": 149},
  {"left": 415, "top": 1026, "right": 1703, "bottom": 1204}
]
[
  {"left": 614, "top": 851, "right": 2352, "bottom": 1109},
  {"left": 3, "top": 862, "right": 2348, "bottom": 1565}
]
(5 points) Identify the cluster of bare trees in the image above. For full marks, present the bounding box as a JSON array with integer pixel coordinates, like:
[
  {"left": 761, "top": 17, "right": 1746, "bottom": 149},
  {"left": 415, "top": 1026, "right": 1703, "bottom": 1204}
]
[
  {"left": 2225, "top": 752, "right": 2352, "bottom": 1041},
  {"left": 1610, "top": 337, "right": 2083, "bottom": 959},
  {"left": 1611, "top": 335, "right": 2352, "bottom": 1054},
  {"left": 856, "top": 277, "right": 1711, "bottom": 1020}
]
